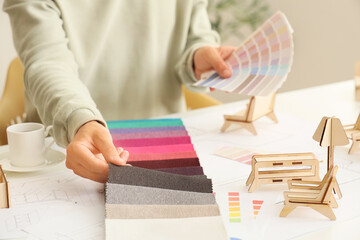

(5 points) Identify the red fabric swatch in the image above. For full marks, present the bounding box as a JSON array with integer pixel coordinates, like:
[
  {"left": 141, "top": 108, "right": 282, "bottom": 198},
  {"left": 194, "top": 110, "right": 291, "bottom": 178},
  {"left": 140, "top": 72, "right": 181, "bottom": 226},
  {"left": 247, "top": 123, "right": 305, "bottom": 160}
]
[{"left": 127, "top": 158, "right": 200, "bottom": 169}]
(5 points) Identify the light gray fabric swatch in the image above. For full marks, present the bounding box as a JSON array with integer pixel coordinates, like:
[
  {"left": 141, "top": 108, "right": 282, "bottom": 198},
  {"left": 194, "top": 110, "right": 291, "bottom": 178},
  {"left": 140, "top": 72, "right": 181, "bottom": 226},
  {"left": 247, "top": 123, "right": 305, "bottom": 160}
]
[
  {"left": 105, "top": 183, "right": 216, "bottom": 205},
  {"left": 105, "top": 204, "right": 220, "bottom": 219}
]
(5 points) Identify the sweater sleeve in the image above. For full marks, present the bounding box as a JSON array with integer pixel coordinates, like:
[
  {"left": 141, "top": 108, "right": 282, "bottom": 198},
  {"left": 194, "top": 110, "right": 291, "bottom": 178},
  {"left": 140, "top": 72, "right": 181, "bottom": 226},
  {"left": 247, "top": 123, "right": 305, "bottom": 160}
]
[
  {"left": 3, "top": 0, "right": 105, "bottom": 147},
  {"left": 175, "top": 0, "right": 220, "bottom": 92}
]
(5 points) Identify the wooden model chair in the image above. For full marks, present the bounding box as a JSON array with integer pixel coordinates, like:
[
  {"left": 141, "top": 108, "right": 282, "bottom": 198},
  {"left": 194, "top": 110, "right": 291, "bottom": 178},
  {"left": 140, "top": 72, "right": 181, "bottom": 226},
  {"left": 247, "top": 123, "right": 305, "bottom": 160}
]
[
  {"left": 221, "top": 92, "right": 278, "bottom": 135},
  {"left": 0, "top": 165, "right": 10, "bottom": 208},
  {"left": 0, "top": 58, "right": 25, "bottom": 146},
  {"left": 343, "top": 114, "right": 360, "bottom": 154},
  {"left": 280, "top": 166, "right": 339, "bottom": 220}
]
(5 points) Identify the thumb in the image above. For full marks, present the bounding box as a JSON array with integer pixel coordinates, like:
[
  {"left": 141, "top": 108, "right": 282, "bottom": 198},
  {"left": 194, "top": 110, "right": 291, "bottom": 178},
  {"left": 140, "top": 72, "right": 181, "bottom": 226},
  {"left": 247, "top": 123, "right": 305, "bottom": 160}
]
[
  {"left": 95, "top": 135, "right": 127, "bottom": 165},
  {"left": 207, "top": 48, "right": 232, "bottom": 79}
]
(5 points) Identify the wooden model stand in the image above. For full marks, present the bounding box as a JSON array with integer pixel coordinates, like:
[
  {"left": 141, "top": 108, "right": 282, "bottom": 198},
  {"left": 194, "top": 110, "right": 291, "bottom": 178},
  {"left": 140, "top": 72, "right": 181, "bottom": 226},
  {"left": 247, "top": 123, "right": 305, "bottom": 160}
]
[
  {"left": 343, "top": 114, "right": 360, "bottom": 154},
  {"left": 280, "top": 166, "right": 340, "bottom": 220},
  {"left": 0, "top": 165, "right": 10, "bottom": 208},
  {"left": 221, "top": 92, "right": 278, "bottom": 135},
  {"left": 246, "top": 153, "right": 320, "bottom": 192}
]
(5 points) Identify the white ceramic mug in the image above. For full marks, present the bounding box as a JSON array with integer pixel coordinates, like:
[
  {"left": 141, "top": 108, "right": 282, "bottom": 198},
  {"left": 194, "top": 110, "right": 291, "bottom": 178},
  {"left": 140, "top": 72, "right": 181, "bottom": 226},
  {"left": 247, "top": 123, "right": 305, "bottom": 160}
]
[{"left": 6, "top": 123, "right": 53, "bottom": 168}]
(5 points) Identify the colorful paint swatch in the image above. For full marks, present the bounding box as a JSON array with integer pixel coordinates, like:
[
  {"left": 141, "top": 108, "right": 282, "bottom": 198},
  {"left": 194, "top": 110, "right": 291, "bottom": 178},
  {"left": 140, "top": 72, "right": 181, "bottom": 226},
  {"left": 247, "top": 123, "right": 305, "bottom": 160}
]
[
  {"left": 214, "top": 146, "right": 268, "bottom": 165},
  {"left": 228, "top": 192, "right": 241, "bottom": 223},
  {"left": 194, "top": 11, "right": 294, "bottom": 96},
  {"left": 252, "top": 200, "right": 264, "bottom": 220}
]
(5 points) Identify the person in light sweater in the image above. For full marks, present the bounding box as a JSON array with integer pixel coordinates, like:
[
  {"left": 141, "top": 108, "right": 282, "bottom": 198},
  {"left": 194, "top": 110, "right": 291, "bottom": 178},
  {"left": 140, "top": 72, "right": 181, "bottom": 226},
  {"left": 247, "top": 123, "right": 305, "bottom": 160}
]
[{"left": 3, "top": 0, "right": 234, "bottom": 182}]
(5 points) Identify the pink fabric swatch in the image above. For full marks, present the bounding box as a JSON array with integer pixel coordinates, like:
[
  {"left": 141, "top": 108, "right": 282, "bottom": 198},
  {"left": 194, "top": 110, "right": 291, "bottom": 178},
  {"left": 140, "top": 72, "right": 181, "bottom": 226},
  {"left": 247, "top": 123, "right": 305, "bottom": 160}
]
[
  {"left": 111, "top": 130, "right": 189, "bottom": 140},
  {"left": 128, "top": 151, "right": 198, "bottom": 161},
  {"left": 124, "top": 144, "right": 195, "bottom": 154},
  {"left": 113, "top": 136, "right": 191, "bottom": 147}
]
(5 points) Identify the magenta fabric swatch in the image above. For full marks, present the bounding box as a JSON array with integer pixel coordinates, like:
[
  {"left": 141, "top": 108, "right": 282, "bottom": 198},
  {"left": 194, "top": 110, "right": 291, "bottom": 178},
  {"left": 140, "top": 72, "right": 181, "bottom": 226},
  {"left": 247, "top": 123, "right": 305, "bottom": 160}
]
[
  {"left": 111, "top": 130, "right": 189, "bottom": 140},
  {"left": 128, "top": 151, "right": 198, "bottom": 161},
  {"left": 113, "top": 136, "right": 191, "bottom": 147},
  {"left": 123, "top": 144, "right": 195, "bottom": 154}
]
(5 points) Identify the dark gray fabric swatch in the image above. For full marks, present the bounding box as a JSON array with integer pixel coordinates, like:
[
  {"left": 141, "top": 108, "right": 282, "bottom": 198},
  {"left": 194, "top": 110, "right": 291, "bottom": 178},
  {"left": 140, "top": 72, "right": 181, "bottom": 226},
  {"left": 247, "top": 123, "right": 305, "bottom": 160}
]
[
  {"left": 105, "top": 183, "right": 216, "bottom": 205},
  {"left": 108, "top": 165, "right": 213, "bottom": 193}
]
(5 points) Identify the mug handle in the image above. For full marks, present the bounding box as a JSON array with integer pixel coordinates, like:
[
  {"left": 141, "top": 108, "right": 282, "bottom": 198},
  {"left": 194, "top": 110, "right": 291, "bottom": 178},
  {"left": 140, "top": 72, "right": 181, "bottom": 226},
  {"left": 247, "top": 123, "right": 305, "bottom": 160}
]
[{"left": 44, "top": 125, "right": 55, "bottom": 159}]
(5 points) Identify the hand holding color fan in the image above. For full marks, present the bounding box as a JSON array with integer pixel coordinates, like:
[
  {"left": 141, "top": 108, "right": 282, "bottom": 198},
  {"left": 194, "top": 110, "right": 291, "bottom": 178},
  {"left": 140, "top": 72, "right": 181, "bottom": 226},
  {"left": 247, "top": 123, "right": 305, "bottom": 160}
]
[{"left": 194, "top": 11, "right": 294, "bottom": 96}]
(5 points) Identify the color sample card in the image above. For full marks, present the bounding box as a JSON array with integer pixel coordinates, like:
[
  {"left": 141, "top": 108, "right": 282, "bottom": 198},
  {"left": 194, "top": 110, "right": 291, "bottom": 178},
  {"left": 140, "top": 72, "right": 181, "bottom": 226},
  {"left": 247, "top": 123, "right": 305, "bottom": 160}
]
[
  {"left": 214, "top": 146, "right": 268, "bottom": 165},
  {"left": 105, "top": 118, "right": 228, "bottom": 239},
  {"left": 228, "top": 192, "right": 241, "bottom": 223},
  {"left": 194, "top": 11, "right": 294, "bottom": 96},
  {"left": 252, "top": 200, "right": 264, "bottom": 220}
]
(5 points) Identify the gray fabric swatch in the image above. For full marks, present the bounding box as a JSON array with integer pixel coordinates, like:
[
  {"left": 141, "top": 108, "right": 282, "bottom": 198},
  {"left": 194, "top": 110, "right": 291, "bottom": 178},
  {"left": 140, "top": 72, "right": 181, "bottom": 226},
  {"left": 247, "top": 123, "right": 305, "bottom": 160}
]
[
  {"left": 108, "top": 165, "right": 213, "bottom": 193},
  {"left": 105, "top": 204, "right": 220, "bottom": 219},
  {"left": 105, "top": 183, "right": 216, "bottom": 205}
]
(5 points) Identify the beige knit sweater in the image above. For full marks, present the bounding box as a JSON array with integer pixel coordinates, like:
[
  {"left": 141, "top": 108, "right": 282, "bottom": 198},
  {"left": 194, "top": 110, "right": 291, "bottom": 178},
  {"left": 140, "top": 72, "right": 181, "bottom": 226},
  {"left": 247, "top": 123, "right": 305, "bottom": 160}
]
[{"left": 3, "top": 0, "right": 219, "bottom": 147}]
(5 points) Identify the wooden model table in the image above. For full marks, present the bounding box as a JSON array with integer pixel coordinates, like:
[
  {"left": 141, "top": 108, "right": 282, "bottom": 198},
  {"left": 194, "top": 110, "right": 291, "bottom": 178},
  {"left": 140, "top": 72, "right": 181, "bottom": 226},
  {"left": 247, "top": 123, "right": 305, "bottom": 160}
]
[{"left": 246, "top": 153, "right": 320, "bottom": 192}]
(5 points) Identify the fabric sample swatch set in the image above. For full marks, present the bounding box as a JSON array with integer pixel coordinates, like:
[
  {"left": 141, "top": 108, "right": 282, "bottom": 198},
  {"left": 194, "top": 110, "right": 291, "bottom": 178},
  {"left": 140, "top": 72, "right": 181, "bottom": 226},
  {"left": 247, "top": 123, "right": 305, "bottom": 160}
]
[
  {"left": 105, "top": 119, "right": 228, "bottom": 240},
  {"left": 194, "top": 11, "right": 294, "bottom": 96}
]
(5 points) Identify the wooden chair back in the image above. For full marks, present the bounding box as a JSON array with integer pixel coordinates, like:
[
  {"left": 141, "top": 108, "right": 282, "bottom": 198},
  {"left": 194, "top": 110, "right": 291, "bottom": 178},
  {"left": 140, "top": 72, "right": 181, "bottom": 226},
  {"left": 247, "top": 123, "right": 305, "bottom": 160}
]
[
  {"left": 181, "top": 85, "right": 221, "bottom": 110},
  {"left": 353, "top": 114, "right": 360, "bottom": 130},
  {"left": 322, "top": 166, "right": 338, "bottom": 203},
  {"left": 0, "top": 165, "right": 10, "bottom": 208},
  {"left": 0, "top": 58, "right": 25, "bottom": 145},
  {"left": 247, "top": 92, "right": 276, "bottom": 122},
  {"left": 355, "top": 61, "right": 360, "bottom": 77}
]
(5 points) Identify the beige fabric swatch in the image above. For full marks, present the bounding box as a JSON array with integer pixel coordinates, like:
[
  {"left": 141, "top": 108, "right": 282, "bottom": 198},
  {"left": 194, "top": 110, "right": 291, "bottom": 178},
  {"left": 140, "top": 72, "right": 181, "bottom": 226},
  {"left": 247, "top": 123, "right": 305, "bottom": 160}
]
[{"left": 105, "top": 204, "right": 220, "bottom": 219}]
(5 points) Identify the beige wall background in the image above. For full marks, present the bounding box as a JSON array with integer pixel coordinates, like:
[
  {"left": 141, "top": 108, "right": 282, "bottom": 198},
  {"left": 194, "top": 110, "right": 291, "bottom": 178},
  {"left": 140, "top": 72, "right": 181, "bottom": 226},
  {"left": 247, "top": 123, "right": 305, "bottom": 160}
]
[
  {"left": 209, "top": 0, "right": 360, "bottom": 102},
  {"left": 0, "top": 0, "right": 360, "bottom": 102}
]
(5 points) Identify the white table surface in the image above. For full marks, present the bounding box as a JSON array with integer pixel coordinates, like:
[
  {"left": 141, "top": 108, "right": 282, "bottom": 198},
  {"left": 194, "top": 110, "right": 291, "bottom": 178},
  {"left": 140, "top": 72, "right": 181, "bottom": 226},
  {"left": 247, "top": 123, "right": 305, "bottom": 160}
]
[{"left": 1, "top": 80, "right": 359, "bottom": 240}]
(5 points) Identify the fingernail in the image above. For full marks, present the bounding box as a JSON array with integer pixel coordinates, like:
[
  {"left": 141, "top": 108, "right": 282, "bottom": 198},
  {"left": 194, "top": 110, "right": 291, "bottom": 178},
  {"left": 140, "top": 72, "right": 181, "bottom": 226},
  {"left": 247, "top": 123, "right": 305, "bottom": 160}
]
[
  {"left": 222, "top": 69, "right": 231, "bottom": 77},
  {"left": 122, "top": 150, "right": 129, "bottom": 160},
  {"left": 117, "top": 147, "right": 123, "bottom": 154},
  {"left": 110, "top": 155, "right": 122, "bottom": 164}
]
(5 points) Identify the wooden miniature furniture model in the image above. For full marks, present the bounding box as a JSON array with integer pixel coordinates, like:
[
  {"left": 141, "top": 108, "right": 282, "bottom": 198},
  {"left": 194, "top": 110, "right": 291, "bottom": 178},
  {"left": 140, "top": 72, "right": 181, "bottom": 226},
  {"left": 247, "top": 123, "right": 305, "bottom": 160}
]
[
  {"left": 280, "top": 166, "right": 340, "bottom": 220},
  {"left": 343, "top": 114, "right": 360, "bottom": 154},
  {"left": 246, "top": 153, "right": 320, "bottom": 193},
  {"left": 0, "top": 165, "right": 10, "bottom": 208},
  {"left": 221, "top": 92, "right": 278, "bottom": 135},
  {"left": 313, "top": 117, "right": 349, "bottom": 171}
]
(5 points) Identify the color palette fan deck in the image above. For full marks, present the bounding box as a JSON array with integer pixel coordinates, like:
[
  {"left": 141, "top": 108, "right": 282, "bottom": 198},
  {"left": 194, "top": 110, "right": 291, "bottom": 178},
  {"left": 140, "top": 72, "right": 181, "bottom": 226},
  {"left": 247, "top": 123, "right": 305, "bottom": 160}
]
[{"left": 194, "top": 11, "right": 294, "bottom": 96}]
